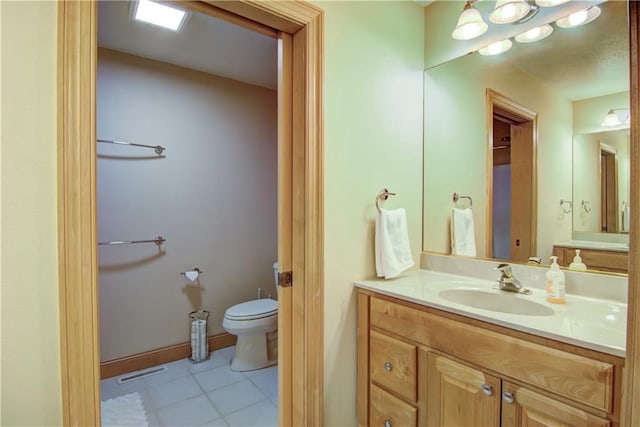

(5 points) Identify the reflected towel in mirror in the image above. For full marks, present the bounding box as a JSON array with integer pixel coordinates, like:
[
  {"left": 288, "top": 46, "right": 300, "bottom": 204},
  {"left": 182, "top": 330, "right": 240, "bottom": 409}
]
[
  {"left": 375, "top": 208, "right": 414, "bottom": 279},
  {"left": 451, "top": 208, "right": 477, "bottom": 257}
]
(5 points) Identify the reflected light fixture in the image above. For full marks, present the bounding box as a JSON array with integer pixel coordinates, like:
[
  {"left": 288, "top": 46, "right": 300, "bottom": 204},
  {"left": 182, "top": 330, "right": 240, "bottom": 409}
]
[
  {"left": 452, "top": 1, "right": 488, "bottom": 41},
  {"left": 601, "top": 109, "right": 630, "bottom": 127},
  {"left": 489, "top": 0, "right": 531, "bottom": 24},
  {"left": 556, "top": 6, "right": 601, "bottom": 28},
  {"left": 134, "top": 0, "right": 187, "bottom": 31},
  {"left": 535, "top": 0, "right": 570, "bottom": 6},
  {"left": 515, "top": 24, "right": 553, "bottom": 43},
  {"left": 479, "top": 39, "right": 513, "bottom": 56}
]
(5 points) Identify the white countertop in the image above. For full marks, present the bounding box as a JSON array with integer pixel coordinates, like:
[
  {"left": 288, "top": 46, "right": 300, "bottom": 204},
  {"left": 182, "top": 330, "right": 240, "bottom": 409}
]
[
  {"left": 554, "top": 240, "right": 629, "bottom": 252},
  {"left": 355, "top": 270, "right": 626, "bottom": 357}
]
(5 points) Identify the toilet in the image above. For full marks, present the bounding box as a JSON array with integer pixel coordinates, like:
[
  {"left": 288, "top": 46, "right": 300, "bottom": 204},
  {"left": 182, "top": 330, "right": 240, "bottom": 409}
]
[{"left": 222, "top": 263, "right": 279, "bottom": 371}]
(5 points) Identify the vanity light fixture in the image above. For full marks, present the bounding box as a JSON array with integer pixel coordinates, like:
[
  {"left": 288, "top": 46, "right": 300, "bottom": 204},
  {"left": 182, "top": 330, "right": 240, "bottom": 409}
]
[
  {"left": 515, "top": 24, "right": 553, "bottom": 43},
  {"left": 489, "top": 0, "right": 531, "bottom": 24},
  {"left": 556, "top": 6, "right": 601, "bottom": 29},
  {"left": 134, "top": 0, "right": 187, "bottom": 32},
  {"left": 535, "top": 0, "right": 570, "bottom": 7},
  {"left": 479, "top": 39, "right": 513, "bottom": 56},
  {"left": 601, "top": 109, "right": 630, "bottom": 127},
  {"left": 452, "top": 1, "right": 488, "bottom": 40}
]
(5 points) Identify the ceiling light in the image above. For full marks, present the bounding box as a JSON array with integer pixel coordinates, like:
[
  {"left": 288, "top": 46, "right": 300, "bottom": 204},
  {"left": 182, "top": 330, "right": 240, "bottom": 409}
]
[
  {"left": 601, "top": 109, "right": 630, "bottom": 127},
  {"left": 535, "top": 0, "right": 570, "bottom": 7},
  {"left": 489, "top": 0, "right": 531, "bottom": 24},
  {"left": 556, "top": 6, "right": 601, "bottom": 29},
  {"left": 134, "top": 0, "right": 187, "bottom": 31},
  {"left": 452, "top": 1, "right": 488, "bottom": 41},
  {"left": 515, "top": 24, "right": 553, "bottom": 43},
  {"left": 479, "top": 39, "right": 513, "bottom": 56}
]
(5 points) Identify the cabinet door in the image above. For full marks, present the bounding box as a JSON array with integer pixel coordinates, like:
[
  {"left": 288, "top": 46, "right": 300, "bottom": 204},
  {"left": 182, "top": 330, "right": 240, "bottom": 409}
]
[
  {"left": 427, "top": 353, "right": 501, "bottom": 427},
  {"left": 501, "top": 381, "right": 610, "bottom": 427}
]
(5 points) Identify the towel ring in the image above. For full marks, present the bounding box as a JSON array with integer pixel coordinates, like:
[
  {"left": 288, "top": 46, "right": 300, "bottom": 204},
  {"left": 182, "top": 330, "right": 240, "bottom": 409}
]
[
  {"left": 452, "top": 192, "right": 472, "bottom": 207},
  {"left": 560, "top": 199, "right": 572, "bottom": 214},
  {"left": 376, "top": 188, "right": 397, "bottom": 212}
]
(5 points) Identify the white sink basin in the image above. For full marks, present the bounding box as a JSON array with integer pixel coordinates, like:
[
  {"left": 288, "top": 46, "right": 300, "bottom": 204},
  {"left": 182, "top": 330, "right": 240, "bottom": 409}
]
[{"left": 439, "top": 288, "right": 555, "bottom": 316}]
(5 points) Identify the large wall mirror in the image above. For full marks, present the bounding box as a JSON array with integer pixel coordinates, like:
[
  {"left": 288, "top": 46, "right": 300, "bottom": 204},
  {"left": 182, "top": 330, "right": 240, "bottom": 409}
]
[{"left": 423, "top": 0, "right": 629, "bottom": 274}]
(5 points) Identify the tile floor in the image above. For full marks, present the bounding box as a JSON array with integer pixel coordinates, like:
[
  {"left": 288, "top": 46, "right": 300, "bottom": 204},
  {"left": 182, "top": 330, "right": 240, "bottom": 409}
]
[{"left": 101, "top": 346, "right": 278, "bottom": 427}]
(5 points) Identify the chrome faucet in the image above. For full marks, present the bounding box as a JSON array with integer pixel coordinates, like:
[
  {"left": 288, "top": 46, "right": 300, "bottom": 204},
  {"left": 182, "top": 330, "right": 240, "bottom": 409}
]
[{"left": 495, "top": 263, "right": 523, "bottom": 293}]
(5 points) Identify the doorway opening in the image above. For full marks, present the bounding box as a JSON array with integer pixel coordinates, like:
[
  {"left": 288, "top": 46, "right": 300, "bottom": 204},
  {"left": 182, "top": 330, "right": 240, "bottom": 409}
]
[
  {"left": 600, "top": 143, "right": 619, "bottom": 233},
  {"left": 57, "top": 1, "right": 324, "bottom": 425},
  {"left": 487, "top": 89, "right": 538, "bottom": 262}
]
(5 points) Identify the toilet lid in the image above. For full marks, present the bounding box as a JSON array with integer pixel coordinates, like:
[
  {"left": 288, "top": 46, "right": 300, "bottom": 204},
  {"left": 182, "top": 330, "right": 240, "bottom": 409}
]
[{"left": 225, "top": 299, "right": 278, "bottom": 320}]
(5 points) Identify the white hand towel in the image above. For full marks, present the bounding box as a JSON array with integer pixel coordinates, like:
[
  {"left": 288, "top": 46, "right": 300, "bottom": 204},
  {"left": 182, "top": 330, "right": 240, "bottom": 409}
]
[
  {"left": 451, "top": 208, "right": 476, "bottom": 257},
  {"left": 375, "top": 208, "right": 414, "bottom": 279},
  {"left": 622, "top": 205, "right": 630, "bottom": 232}
]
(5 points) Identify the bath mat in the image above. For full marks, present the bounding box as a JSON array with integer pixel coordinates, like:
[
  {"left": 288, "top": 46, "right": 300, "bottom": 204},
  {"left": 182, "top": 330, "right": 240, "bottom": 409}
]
[{"left": 102, "top": 392, "right": 149, "bottom": 427}]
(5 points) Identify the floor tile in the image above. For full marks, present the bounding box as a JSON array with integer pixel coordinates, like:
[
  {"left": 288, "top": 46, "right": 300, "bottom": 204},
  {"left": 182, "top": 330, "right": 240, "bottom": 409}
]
[
  {"left": 147, "top": 376, "right": 203, "bottom": 409},
  {"left": 223, "top": 400, "right": 278, "bottom": 427},
  {"left": 188, "top": 352, "right": 229, "bottom": 375},
  {"left": 207, "top": 381, "right": 265, "bottom": 415},
  {"left": 244, "top": 365, "right": 277, "bottom": 379},
  {"left": 199, "top": 418, "right": 229, "bottom": 427},
  {"left": 215, "top": 346, "right": 236, "bottom": 362},
  {"left": 248, "top": 369, "right": 277, "bottom": 398},
  {"left": 100, "top": 376, "right": 146, "bottom": 401},
  {"left": 156, "top": 394, "right": 220, "bottom": 427},
  {"left": 143, "top": 359, "right": 191, "bottom": 388},
  {"left": 194, "top": 365, "right": 245, "bottom": 392}
]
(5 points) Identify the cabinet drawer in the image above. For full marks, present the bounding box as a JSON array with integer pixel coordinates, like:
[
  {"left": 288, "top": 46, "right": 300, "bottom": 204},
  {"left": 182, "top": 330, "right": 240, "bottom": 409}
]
[
  {"left": 370, "top": 330, "right": 417, "bottom": 402},
  {"left": 370, "top": 297, "right": 614, "bottom": 413},
  {"left": 370, "top": 383, "right": 417, "bottom": 427}
]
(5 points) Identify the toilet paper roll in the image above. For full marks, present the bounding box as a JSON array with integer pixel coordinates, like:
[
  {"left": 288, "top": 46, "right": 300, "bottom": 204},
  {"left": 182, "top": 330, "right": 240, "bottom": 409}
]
[{"left": 185, "top": 270, "right": 199, "bottom": 281}]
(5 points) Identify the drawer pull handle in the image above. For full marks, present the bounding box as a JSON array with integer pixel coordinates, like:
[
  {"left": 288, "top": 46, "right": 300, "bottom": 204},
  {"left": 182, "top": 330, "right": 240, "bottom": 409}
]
[
  {"left": 481, "top": 383, "right": 493, "bottom": 396},
  {"left": 384, "top": 419, "right": 392, "bottom": 427},
  {"left": 384, "top": 362, "right": 393, "bottom": 371},
  {"left": 502, "top": 391, "right": 515, "bottom": 404}
]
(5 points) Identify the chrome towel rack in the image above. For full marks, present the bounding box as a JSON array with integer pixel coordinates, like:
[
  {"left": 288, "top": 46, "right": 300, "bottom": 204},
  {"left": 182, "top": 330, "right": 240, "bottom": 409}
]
[
  {"left": 376, "top": 188, "right": 397, "bottom": 212},
  {"left": 99, "top": 235, "right": 166, "bottom": 247},
  {"left": 452, "top": 192, "right": 472, "bottom": 207},
  {"left": 98, "top": 138, "right": 166, "bottom": 155}
]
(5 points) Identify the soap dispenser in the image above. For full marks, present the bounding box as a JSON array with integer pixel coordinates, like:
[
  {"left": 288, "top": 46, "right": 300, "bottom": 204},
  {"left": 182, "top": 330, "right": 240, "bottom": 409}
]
[
  {"left": 568, "top": 249, "right": 587, "bottom": 271},
  {"left": 546, "top": 256, "right": 566, "bottom": 304}
]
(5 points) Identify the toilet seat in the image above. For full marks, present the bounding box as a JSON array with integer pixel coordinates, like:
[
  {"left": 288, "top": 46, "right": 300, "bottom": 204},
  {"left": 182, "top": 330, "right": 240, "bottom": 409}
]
[{"left": 225, "top": 299, "right": 278, "bottom": 321}]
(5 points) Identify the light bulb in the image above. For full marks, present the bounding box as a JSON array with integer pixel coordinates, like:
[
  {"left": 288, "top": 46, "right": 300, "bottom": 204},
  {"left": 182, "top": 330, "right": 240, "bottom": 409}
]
[
  {"left": 479, "top": 39, "right": 513, "bottom": 56},
  {"left": 568, "top": 10, "right": 588, "bottom": 27}
]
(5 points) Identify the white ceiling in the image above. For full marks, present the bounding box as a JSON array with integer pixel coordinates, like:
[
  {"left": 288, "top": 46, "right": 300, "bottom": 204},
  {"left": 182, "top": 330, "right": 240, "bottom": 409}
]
[
  {"left": 98, "top": 0, "right": 278, "bottom": 90},
  {"left": 498, "top": 0, "right": 629, "bottom": 101}
]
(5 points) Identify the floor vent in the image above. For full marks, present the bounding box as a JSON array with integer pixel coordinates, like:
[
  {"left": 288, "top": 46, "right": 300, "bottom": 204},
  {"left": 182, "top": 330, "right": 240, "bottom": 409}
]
[{"left": 116, "top": 366, "right": 168, "bottom": 384}]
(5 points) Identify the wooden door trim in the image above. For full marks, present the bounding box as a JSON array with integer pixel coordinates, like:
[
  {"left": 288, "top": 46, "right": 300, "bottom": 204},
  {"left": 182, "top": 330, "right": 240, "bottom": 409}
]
[
  {"left": 485, "top": 89, "right": 538, "bottom": 259},
  {"left": 624, "top": 2, "right": 640, "bottom": 425},
  {"left": 57, "top": 1, "right": 324, "bottom": 425}
]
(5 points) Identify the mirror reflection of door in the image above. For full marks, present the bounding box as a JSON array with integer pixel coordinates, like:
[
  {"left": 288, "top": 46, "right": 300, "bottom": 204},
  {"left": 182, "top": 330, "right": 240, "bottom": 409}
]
[
  {"left": 600, "top": 144, "right": 618, "bottom": 233},
  {"left": 491, "top": 104, "right": 535, "bottom": 262}
]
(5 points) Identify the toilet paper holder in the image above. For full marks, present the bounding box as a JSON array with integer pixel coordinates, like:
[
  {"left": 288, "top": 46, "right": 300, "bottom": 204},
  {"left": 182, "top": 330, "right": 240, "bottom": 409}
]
[{"left": 181, "top": 267, "right": 204, "bottom": 281}]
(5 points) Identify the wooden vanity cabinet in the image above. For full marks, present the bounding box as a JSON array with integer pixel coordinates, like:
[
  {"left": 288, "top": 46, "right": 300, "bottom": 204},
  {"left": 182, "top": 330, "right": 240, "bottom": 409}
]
[
  {"left": 552, "top": 245, "right": 628, "bottom": 273},
  {"left": 501, "top": 382, "right": 610, "bottom": 427},
  {"left": 357, "top": 290, "right": 623, "bottom": 427}
]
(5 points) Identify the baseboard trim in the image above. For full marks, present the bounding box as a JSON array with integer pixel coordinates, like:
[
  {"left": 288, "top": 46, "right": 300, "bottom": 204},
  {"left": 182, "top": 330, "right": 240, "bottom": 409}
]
[{"left": 100, "top": 332, "right": 236, "bottom": 379}]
